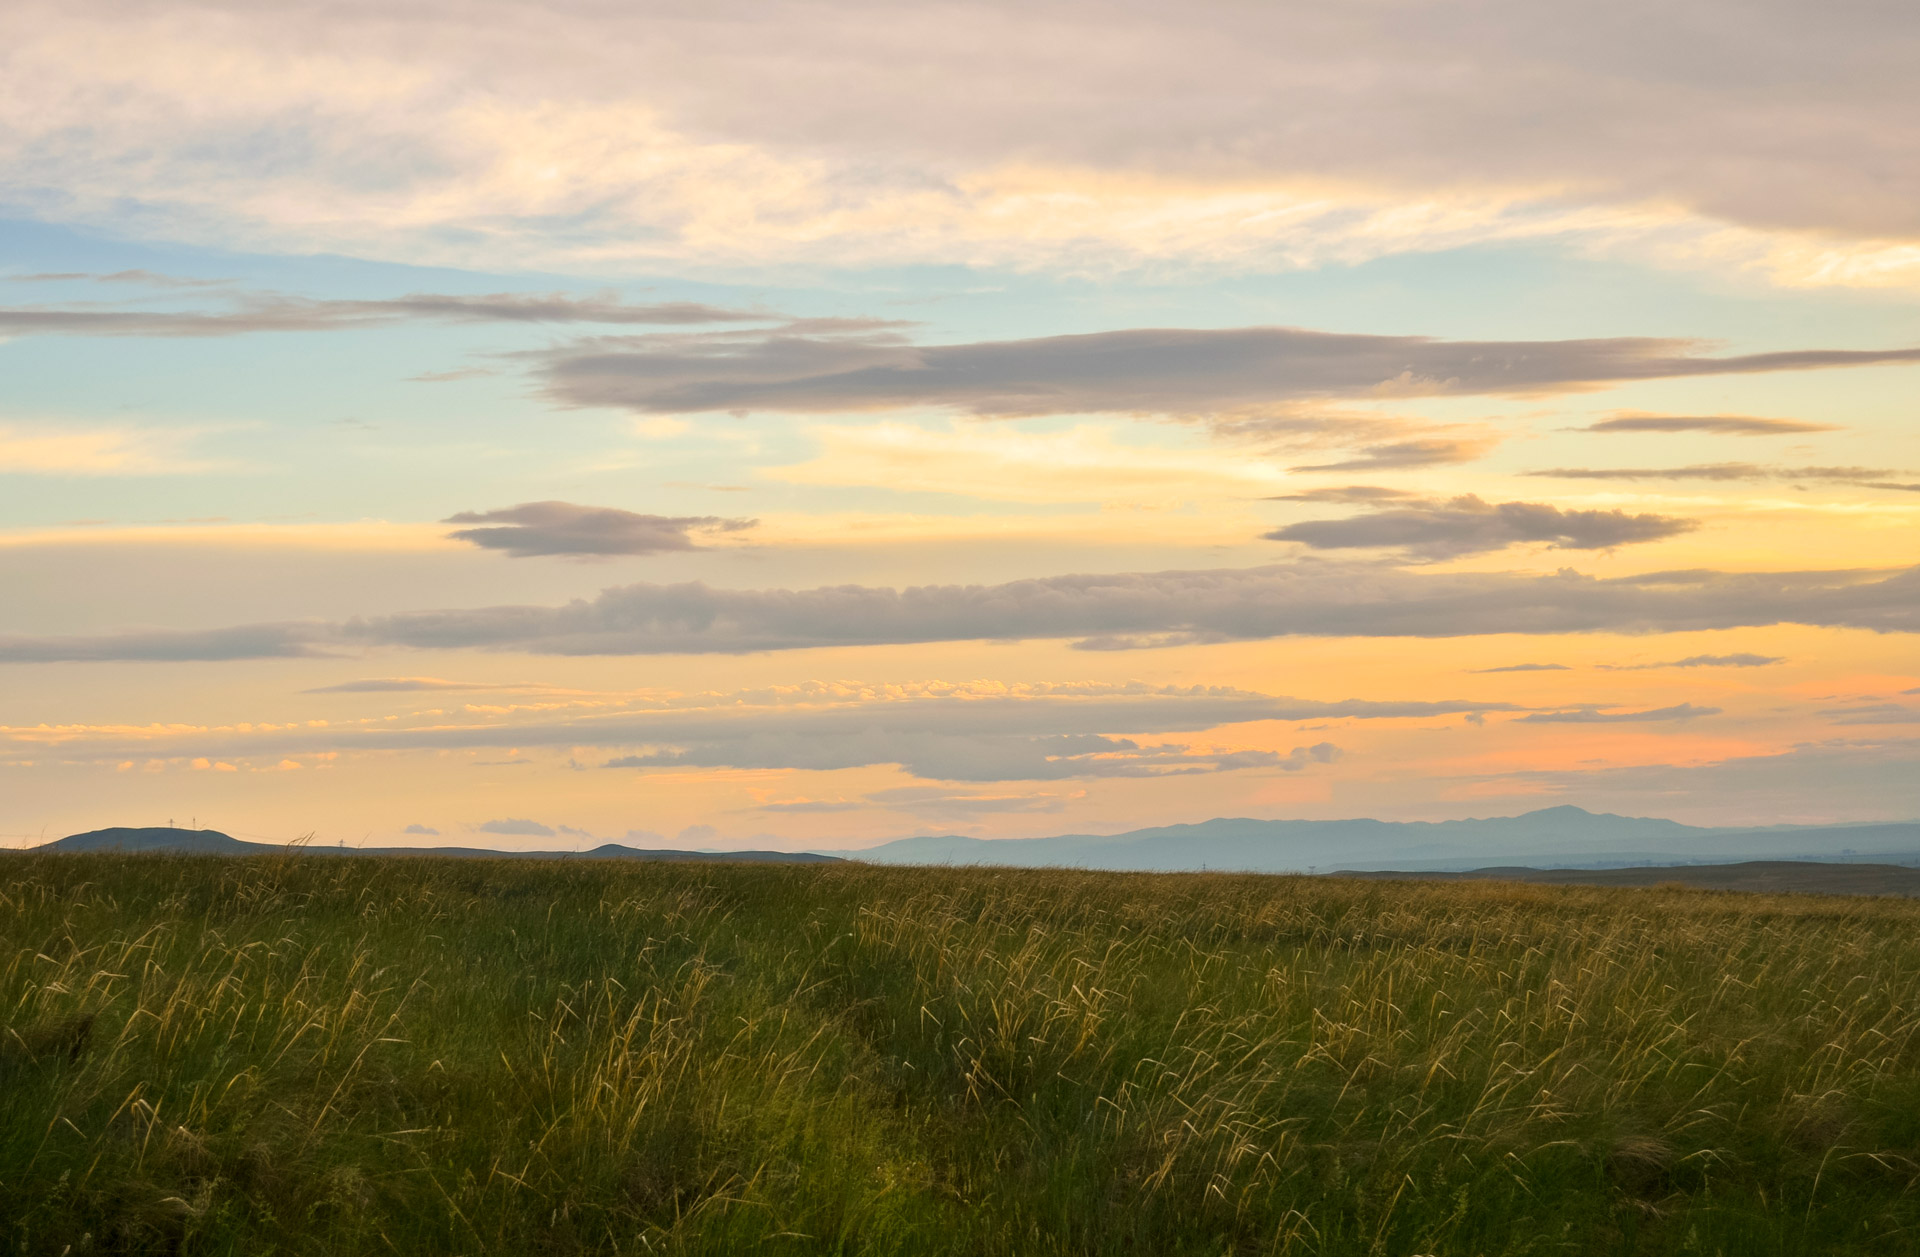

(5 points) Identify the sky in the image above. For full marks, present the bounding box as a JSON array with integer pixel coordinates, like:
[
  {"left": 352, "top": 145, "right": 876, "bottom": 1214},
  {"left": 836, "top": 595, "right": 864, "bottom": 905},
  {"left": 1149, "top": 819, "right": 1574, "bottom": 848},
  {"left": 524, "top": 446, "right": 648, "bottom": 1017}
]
[{"left": 2, "top": 0, "right": 1918, "bottom": 850}]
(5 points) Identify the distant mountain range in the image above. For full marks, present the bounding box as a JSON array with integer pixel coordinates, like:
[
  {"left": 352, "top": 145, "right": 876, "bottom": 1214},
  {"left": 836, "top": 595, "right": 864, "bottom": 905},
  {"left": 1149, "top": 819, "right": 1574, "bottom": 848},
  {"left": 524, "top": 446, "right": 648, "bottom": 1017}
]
[
  {"left": 36, "top": 827, "right": 841, "bottom": 864},
  {"left": 24, "top": 808, "right": 1920, "bottom": 876},
  {"left": 837, "top": 806, "right": 1920, "bottom": 873}
]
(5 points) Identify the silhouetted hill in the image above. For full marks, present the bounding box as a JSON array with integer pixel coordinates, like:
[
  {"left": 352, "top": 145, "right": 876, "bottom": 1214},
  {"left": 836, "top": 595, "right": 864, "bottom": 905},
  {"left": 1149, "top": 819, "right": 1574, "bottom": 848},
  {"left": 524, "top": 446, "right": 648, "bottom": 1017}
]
[{"left": 46, "top": 827, "right": 263, "bottom": 855}]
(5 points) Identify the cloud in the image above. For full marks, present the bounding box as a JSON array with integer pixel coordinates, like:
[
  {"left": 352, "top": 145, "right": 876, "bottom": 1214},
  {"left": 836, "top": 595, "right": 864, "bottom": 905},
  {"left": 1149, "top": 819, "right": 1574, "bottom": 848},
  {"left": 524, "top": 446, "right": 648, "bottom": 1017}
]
[
  {"left": 476, "top": 818, "right": 555, "bottom": 837},
  {"left": 1469, "top": 663, "right": 1570, "bottom": 673},
  {"left": 604, "top": 732, "right": 1345, "bottom": 782},
  {"left": 1605, "top": 653, "right": 1783, "bottom": 670},
  {"left": 1819, "top": 704, "right": 1920, "bottom": 726},
  {"left": 1517, "top": 702, "right": 1721, "bottom": 724},
  {"left": 1527, "top": 464, "right": 1919, "bottom": 489},
  {"left": 538, "top": 325, "right": 1920, "bottom": 418},
  {"left": 1291, "top": 437, "right": 1497, "bottom": 472},
  {"left": 9, "top": 3, "right": 1920, "bottom": 285},
  {"left": 7, "top": 269, "right": 230, "bottom": 288},
  {"left": 442, "top": 501, "right": 756, "bottom": 558},
  {"left": 1580, "top": 413, "right": 1840, "bottom": 437},
  {"left": 1268, "top": 486, "right": 1419, "bottom": 504},
  {"left": 402, "top": 823, "right": 439, "bottom": 835},
  {"left": 0, "top": 624, "right": 317, "bottom": 663},
  {"left": 305, "top": 677, "right": 506, "bottom": 692},
  {"left": 0, "top": 292, "right": 766, "bottom": 338},
  {"left": 0, "top": 678, "right": 1433, "bottom": 784},
  {"left": 11, "top": 560, "right": 1920, "bottom": 664},
  {"left": 1265, "top": 494, "right": 1697, "bottom": 559}
]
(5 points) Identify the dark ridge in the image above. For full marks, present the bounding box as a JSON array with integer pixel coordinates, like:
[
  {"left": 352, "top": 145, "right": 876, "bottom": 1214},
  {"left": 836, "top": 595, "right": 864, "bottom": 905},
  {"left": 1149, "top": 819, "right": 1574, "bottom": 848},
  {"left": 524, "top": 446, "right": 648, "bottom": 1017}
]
[
  {"left": 32, "top": 827, "right": 841, "bottom": 864},
  {"left": 43, "top": 827, "right": 261, "bottom": 854},
  {"left": 1330, "top": 860, "right": 1920, "bottom": 897}
]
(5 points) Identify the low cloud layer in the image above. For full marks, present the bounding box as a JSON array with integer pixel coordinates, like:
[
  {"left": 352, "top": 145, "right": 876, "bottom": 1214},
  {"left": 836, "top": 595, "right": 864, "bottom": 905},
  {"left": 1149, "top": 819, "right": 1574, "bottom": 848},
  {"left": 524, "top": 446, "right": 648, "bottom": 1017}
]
[
  {"left": 539, "top": 326, "right": 1920, "bottom": 417},
  {"left": 443, "top": 501, "right": 756, "bottom": 558},
  {"left": 0, "top": 680, "right": 1407, "bottom": 782},
  {"left": 1266, "top": 495, "right": 1697, "bottom": 559},
  {"left": 604, "top": 732, "right": 1336, "bottom": 782},
  {"left": 6, "top": 560, "right": 1919, "bottom": 664}
]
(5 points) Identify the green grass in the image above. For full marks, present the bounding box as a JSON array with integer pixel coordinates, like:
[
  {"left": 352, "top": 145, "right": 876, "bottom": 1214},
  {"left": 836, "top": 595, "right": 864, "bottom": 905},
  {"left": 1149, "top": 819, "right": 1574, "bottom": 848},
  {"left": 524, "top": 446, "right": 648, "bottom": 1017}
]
[{"left": 3, "top": 855, "right": 1919, "bottom": 1255}]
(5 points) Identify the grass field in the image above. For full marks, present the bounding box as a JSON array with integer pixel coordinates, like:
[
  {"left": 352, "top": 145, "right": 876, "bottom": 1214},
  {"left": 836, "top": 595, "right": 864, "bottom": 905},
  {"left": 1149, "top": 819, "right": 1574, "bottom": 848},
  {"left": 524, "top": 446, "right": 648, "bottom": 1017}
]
[{"left": 3, "top": 855, "right": 1918, "bottom": 1255}]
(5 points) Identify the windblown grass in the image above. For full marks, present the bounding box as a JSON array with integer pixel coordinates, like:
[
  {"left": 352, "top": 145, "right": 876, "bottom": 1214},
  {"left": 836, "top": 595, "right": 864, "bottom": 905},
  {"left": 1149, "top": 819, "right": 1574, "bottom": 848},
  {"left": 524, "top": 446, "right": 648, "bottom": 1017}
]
[{"left": 3, "top": 855, "right": 1918, "bottom": 1254}]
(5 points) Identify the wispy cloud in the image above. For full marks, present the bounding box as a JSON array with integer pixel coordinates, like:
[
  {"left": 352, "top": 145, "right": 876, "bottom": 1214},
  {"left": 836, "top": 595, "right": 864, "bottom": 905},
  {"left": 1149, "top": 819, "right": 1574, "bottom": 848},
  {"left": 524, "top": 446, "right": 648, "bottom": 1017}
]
[
  {"left": 603, "top": 733, "right": 1310, "bottom": 782},
  {"left": 1578, "top": 413, "right": 1840, "bottom": 437},
  {"left": 1819, "top": 704, "right": 1920, "bottom": 725},
  {"left": 1469, "top": 663, "right": 1571, "bottom": 673},
  {"left": 6, "top": 269, "right": 231, "bottom": 288},
  {"left": 443, "top": 501, "right": 756, "bottom": 558},
  {"left": 0, "top": 680, "right": 1402, "bottom": 782},
  {"left": 303, "top": 677, "right": 540, "bottom": 693},
  {"left": 0, "top": 291, "right": 769, "bottom": 338},
  {"left": 1268, "top": 486, "right": 1419, "bottom": 504},
  {"left": 1603, "top": 653, "right": 1783, "bottom": 670},
  {"left": 1517, "top": 703, "right": 1721, "bottom": 724},
  {"left": 538, "top": 326, "right": 1920, "bottom": 417},
  {"left": 1526, "top": 464, "right": 1920, "bottom": 490},
  {"left": 0, "top": 624, "right": 318, "bottom": 663},
  {"left": 7, "top": 560, "right": 1920, "bottom": 662},
  {"left": 1291, "top": 437, "right": 1498, "bottom": 472}
]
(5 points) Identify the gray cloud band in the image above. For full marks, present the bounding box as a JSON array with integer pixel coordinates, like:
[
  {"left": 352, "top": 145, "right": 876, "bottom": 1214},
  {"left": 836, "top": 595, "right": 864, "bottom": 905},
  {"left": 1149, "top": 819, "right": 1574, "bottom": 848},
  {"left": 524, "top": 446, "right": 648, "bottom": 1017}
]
[
  {"left": 1267, "top": 495, "right": 1696, "bottom": 558},
  {"left": 0, "top": 292, "right": 769, "bottom": 337},
  {"left": 2, "top": 560, "right": 1916, "bottom": 664},
  {"left": 1578, "top": 415, "right": 1840, "bottom": 436},
  {"left": 1527, "top": 464, "right": 1920, "bottom": 491},
  {"left": 443, "top": 501, "right": 757, "bottom": 557},
  {"left": 540, "top": 326, "right": 1920, "bottom": 414}
]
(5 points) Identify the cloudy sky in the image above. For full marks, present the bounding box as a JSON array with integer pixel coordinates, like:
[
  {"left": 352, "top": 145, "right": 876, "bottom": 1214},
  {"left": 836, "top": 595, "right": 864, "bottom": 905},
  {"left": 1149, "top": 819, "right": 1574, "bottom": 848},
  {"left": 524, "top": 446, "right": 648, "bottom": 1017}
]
[{"left": 4, "top": 0, "right": 1918, "bottom": 849}]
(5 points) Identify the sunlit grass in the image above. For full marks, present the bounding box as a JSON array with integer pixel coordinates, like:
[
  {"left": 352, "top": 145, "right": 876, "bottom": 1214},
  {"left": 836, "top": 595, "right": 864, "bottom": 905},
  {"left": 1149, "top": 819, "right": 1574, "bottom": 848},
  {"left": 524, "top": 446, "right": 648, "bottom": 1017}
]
[{"left": 3, "top": 855, "right": 1917, "bottom": 1254}]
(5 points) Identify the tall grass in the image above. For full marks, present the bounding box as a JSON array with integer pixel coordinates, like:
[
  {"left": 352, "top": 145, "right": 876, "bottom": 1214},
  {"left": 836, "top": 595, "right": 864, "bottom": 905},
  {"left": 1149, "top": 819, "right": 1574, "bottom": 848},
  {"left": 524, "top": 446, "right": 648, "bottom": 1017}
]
[{"left": 2, "top": 855, "right": 1917, "bottom": 1254}]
